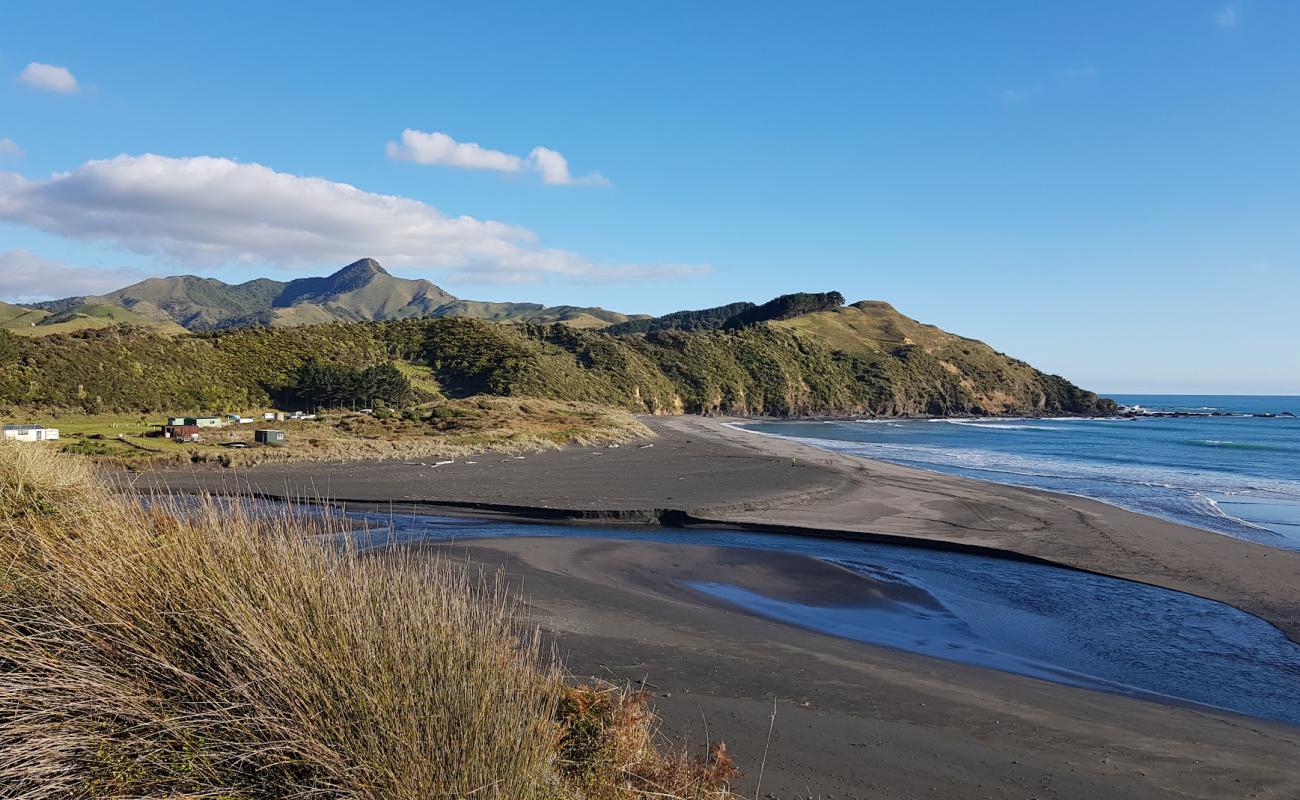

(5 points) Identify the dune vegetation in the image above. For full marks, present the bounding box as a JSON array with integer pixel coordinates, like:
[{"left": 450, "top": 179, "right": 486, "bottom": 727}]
[
  {"left": 0, "top": 442, "right": 736, "bottom": 798},
  {"left": 40, "top": 397, "right": 652, "bottom": 469}
]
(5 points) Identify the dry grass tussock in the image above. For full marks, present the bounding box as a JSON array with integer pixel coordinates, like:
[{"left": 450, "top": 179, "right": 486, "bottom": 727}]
[{"left": 0, "top": 443, "right": 736, "bottom": 799}]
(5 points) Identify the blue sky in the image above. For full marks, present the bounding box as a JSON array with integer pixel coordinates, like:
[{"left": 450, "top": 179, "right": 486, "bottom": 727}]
[{"left": 1, "top": 1, "right": 1297, "bottom": 393}]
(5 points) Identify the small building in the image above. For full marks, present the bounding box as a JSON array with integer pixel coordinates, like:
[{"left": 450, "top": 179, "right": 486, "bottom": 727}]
[
  {"left": 263, "top": 412, "right": 285, "bottom": 422},
  {"left": 163, "top": 425, "right": 202, "bottom": 442},
  {"left": 189, "top": 417, "right": 224, "bottom": 428},
  {"left": 255, "top": 429, "right": 286, "bottom": 446},
  {"left": 167, "top": 416, "right": 189, "bottom": 426},
  {"left": 2, "top": 424, "right": 60, "bottom": 443}
]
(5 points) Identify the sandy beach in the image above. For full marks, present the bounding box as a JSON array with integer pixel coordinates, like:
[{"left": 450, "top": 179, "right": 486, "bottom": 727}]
[
  {"left": 135, "top": 415, "right": 1300, "bottom": 797},
  {"left": 418, "top": 536, "right": 1300, "bottom": 799},
  {"left": 138, "top": 415, "right": 1300, "bottom": 642}
]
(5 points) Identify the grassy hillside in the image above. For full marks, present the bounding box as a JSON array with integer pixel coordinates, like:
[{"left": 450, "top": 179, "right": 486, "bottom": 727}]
[
  {"left": 770, "top": 301, "right": 1103, "bottom": 415},
  {"left": 3, "top": 302, "right": 186, "bottom": 337},
  {"left": 35, "top": 258, "right": 644, "bottom": 332},
  {"left": 0, "top": 313, "right": 1114, "bottom": 417},
  {"left": 273, "top": 259, "right": 455, "bottom": 322},
  {"left": 0, "top": 300, "right": 49, "bottom": 330},
  {"left": 101, "top": 275, "right": 285, "bottom": 329}
]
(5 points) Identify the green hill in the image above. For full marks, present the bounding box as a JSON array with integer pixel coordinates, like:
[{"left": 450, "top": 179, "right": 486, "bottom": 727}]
[
  {"left": 432, "top": 300, "right": 646, "bottom": 329},
  {"left": 33, "top": 258, "right": 640, "bottom": 333},
  {"left": 770, "top": 301, "right": 1101, "bottom": 415},
  {"left": 1, "top": 300, "right": 184, "bottom": 337},
  {"left": 605, "top": 301, "right": 755, "bottom": 335},
  {"left": 0, "top": 301, "right": 50, "bottom": 330},
  {"left": 98, "top": 275, "right": 285, "bottom": 330},
  {"left": 0, "top": 301, "right": 1114, "bottom": 417}
]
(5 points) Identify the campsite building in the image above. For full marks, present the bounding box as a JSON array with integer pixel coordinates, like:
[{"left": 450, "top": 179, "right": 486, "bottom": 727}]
[
  {"left": 166, "top": 416, "right": 223, "bottom": 428},
  {"left": 2, "top": 425, "right": 60, "bottom": 443},
  {"left": 255, "top": 429, "right": 286, "bottom": 446},
  {"left": 163, "top": 425, "right": 202, "bottom": 442}
]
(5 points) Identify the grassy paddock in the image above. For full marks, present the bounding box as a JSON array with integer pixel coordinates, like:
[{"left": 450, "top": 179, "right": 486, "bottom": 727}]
[
  {"left": 0, "top": 444, "right": 735, "bottom": 799},
  {"left": 2, "top": 397, "right": 653, "bottom": 470}
]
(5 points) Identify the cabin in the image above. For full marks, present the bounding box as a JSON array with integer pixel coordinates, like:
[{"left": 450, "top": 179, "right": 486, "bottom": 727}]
[
  {"left": 165, "top": 416, "right": 223, "bottom": 428},
  {"left": 163, "top": 425, "right": 202, "bottom": 442},
  {"left": 255, "top": 429, "right": 286, "bottom": 446},
  {"left": 2, "top": 425, "right": 60, "bottom": 443}
]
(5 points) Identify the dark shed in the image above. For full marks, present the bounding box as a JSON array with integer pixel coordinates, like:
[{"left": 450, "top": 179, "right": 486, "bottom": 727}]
[{"left": 255, "top": 429, "right": 286, "bottom": 446}]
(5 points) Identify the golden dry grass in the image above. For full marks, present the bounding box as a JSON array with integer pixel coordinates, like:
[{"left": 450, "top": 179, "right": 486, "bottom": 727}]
[
  {"left": 0, "top": 443, "right": 735, "bottom": 799},
  {"left": 51, "top": 397, "right": 654, "bottom": 470}
]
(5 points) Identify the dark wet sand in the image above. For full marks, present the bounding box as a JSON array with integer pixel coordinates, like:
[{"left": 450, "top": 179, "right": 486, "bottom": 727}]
[{"left": 423, "top": 536, "right": 1300, "bottom": 800}]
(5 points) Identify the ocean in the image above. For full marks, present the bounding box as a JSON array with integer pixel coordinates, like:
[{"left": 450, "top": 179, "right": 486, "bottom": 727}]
[{"left": 741, "top": 395, "right": 1300, "bottom": 550}]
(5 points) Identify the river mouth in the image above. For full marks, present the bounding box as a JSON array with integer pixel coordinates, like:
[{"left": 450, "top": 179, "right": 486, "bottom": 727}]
[{"left": 329, "top": 508, "right": 1300, "bottom": 728}]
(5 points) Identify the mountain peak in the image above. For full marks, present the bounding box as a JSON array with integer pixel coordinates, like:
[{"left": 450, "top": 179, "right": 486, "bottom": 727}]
[{"left": 333, "top": 258, "right": 390, "bottom": 281}]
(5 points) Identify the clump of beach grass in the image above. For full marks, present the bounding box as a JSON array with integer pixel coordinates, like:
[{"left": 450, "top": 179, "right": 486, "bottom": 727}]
[{"left": 0, "top": 443, "right": 735, "bottom": 799}]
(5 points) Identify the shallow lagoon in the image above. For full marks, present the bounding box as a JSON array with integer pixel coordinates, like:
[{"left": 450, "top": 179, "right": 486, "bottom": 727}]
[{"left": 345, "top": 509, "right": 1300, "bottom": 727}]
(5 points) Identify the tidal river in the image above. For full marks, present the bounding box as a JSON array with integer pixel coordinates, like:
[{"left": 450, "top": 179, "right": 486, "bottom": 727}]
[{"left": 344, "top": 510, "right": 1300, "bottom": 727}]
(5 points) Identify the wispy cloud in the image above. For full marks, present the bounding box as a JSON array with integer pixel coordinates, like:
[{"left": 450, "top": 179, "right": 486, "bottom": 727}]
[
  {"left": 0, "top": 154, "right": 698, "bottom": 285},
  {"left": 387, "top": 129, "right": 611, "bottom": 187},
  {"left": 998, "top": 65, "right": 1099, "bottom": 106},
  {"left": 0, "top": 250, "right": 151, "bottom": 302},
  {"left": 998, "top": 87, "right": 1039, "bottom": 106},
  {"left": 0, "top": 138, "right": 21, "bottom": 160},
  {"left": 1055, "top": 66, "right": 1099, "bottom": 82},
  {"left": 18, "top": 62, "right": 79, "bottom": 94},
  {"left": 1215, "top": 3, "right": 1241, "bottom": 28}
]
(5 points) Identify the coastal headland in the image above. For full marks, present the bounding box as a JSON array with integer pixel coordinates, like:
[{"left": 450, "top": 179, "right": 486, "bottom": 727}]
[{"left": 136, "top": 415, "right": 1300, "bottom": 798}]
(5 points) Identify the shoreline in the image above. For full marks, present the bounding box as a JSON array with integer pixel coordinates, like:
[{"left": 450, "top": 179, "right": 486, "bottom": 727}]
[
  {"left": 724, "top": 416, "right": 1295, "bottom": 547},
  {"left": 133, "top": 414, "right": 1300, "bottom": 643}
]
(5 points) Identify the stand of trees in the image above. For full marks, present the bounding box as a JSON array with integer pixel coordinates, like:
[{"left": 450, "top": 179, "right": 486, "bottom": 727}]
[
  {"left": 722, "top": 291, "right": 846, "bottom": 329},
  {"left": 293, "top": 362, "right": 412, "bottom": 409}
]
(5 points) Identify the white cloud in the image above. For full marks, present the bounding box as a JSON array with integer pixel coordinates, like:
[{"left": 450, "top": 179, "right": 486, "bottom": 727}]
[
  {"left": 0, "top": 250, "right": 151, "bottom": 302},
  {"left": 0, "top": 138, "right": 21, "bottom": 159},
  {"left": 385, "top": 130, "right": 523, "bottom": 172},
  {"left": 388, "top": 129, "right": 611, "bottom": 187},
  {"left": 0, "top": 154, "right": 700, "bottom": 284},
  {"left": 1216, "top": 4, "right": 1240, "bottom": 28},
  {"left": 527, "top": 146, "right": 611, "bottom": 187},
  {"left": 18, "top": 62, "right": 79, "bottom": 94}
]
